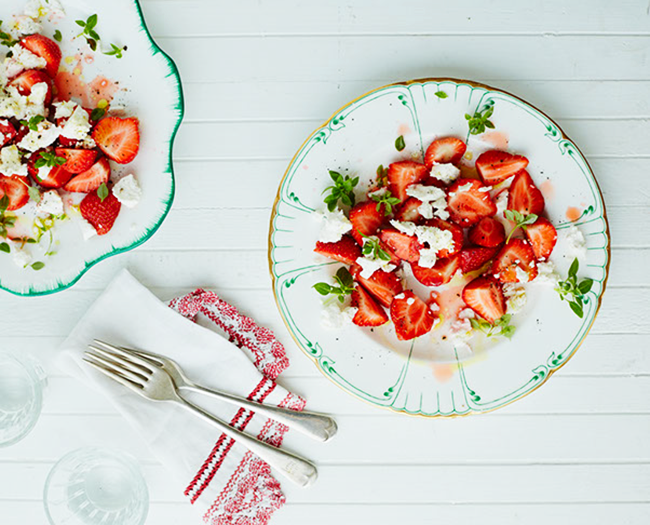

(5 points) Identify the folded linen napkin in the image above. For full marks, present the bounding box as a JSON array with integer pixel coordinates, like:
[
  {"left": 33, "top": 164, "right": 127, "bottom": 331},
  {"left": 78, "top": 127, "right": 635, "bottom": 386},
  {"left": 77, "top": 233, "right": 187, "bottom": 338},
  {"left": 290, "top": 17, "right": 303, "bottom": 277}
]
[{"left": 58, "top": 269, "right": 305, "bottom": 525}]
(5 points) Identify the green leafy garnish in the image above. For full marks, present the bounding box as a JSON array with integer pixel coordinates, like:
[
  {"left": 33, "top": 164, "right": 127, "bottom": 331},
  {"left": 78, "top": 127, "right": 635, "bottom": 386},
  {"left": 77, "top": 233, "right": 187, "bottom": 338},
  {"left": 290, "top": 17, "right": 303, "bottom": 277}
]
[
  {"left": 556, "top": 258, "right": 593, "bottom": 319},
  {"left": 470, "top": 314, "right": 516, "bottom": 339},
  {"left": 20, "top": 115, "right": 45, "bottom": 131},
  {"left": 97, "top": 182, "right": 109, "bottom": 202},
  {"left": 376, "top": 164, "right": 388, "bottom": 187},
  {"left": 90, "top": 107, "right": 106, "bottom": 121},
  {"left": 103, "top": 43, "right": 126, "bottom": 59},
  {"left": 0, "top": 21, "right": 19, "bottom": 48},
  {"left": 370, "top": 189, "right": 400, "bottom": 216},
  {"left": 465, "top": 104, "right": 495, "bottom": 135},
  {"left": 504, "top": 209, "right": 538, "bottom": 243},
  {"left": 0, "top": 242, "right": 10, "bottom": 254},
  {"left": 0, "top": 195, "right": 16, "bottom": 239},
  {"left": 361, "top": 234, "right": 391, "bottom": 262},
  {"left": 322, "top": 170, "right": 358, "bottom": 212},
  {"left": 17, "top": 178, "right": 41, "bottom": 204},
  {"left": 313, "top": 267, "right": 355, "bottom": 303},
  {"left": 34, "top": 151, "right": 66, "bottom": 170},
  {"left": 53, "top": 29, "right": 62, "bottom": 42},
  {"left": 395, "top": 135, "right": 405, "bottom": 151},
  {"left": 434, "top": 91, "right": 448, "bottom": 99},
  {"left": 76, "top": 14, "right": 100, "bottom": 50},
  {"left": 31, "top": 261, "right": 45, "bottom": 271}
]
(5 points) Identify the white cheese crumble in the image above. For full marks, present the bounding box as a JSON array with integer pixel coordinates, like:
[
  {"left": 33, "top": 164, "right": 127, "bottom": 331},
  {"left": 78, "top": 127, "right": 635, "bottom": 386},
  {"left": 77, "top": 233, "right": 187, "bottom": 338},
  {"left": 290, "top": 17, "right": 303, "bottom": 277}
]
[
  {"left": 0, "top": 83, "right": 48, "bottom": 120},
  {"left": 503, "top": 283, "right": 527, "bottom": 314},
  {"left": 405, "top": 184, "right": 449, "bottom": 220},
  {"left": 535, "top": 261, "right": 560, "bottom": 286},
  {"left": 356, "top": 254, "right": 396, "bottom": 279},
  {"left": 112, "top": 174, "right": 142, "bottom": 208},
  {"left": 368, "top": 187, "right": 388, "bottom": 198},
  {"left": 36, "top": 190, "right": 63, "bottom": 216},
  {"left": 390, "top": 219, "right": 454, "bottom": 268},
  {"left": 59, "top": 105, "right": 92, "bottom": 141},
  {"left": 495, "top": 190, "right": 509, "bottom": 215},
  {"left": 24, "top": 0, "right": 66, "bottom": 19},
  {"left": 53, "top": 100, "right": 78, "bottom": 119},
  {"left": 317, "top": 208, "right": 352, "bottom": 243},
  {"left": 449, "top": 182, "right": 474, "bottom": 198},
  {"left": 321, "top": 301, "right": 357, "bottom": 330},
  {"left": 0, "top": 145, "right": 27, "bottom": 176},
  {"left": 3, "top": 45, "right": 47, "bottom": 78},
  {"left": 8, "top": 15, "right": 42, "bottom": 38},
  {"left": 17, "top": 119, "right": 59, "bottom": 152},
  {"left": 12, "top": 245, "right": 32, "bottom": 268},
  {"left": 515, "top": 265, "right": 533, "bottom": 283},
  {"left": 78, "top": 217, "right": 97, "bottom": 240},
  {"left": 565, "top": 225, "right": 587, "bottom": 258},
  {"left": 458, "top": 308, "right": 475, "bottom": 319},
  {"left": 429, "top": 163, "right": 461, "bottom": 184}
]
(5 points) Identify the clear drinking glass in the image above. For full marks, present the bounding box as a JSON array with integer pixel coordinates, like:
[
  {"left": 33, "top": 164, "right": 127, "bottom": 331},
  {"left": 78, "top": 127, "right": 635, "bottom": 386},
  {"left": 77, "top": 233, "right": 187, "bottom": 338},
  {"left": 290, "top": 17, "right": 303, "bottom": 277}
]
[
  {"left": 0, "top": 352, "right": 46, "bottom": 447},
  {"left": 44, "top": 447, "right": 149, "bottom": 525}
]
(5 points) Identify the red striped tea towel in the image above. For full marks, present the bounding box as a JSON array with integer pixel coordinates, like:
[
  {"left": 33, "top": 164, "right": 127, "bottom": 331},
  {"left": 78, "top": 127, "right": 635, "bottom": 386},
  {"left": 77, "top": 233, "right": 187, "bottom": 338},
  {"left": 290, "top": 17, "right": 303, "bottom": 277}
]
[{"left": 59, "top": 269, "right": 304, "bottom": 525}]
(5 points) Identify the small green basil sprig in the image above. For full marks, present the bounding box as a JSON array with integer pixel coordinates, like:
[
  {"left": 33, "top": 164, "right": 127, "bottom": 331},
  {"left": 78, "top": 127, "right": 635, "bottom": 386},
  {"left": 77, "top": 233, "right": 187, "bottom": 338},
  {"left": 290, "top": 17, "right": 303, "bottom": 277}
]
[
  {"left": 361, "top": 234, "right": 391, "bottom": 262},
  {"left": 556, "top": 258, "right": 593, "bottom": 318},
  {"left": 505, "top": 210, "right": 538, "bottom": 242},
  {"left": 470, "top": 314, "right": 516, "bottom": 339},
  {"left": 465, "top": 104, "right": 495, "bottom": 135},
  {"left": 370, "top": 189, "right": 400, "bottom": 216},
  {"left": 313, "top": 267, "right": 355, "bottom": 303},
  {"left": 322, "top": 170, "right": 358, "bottom": 212}
]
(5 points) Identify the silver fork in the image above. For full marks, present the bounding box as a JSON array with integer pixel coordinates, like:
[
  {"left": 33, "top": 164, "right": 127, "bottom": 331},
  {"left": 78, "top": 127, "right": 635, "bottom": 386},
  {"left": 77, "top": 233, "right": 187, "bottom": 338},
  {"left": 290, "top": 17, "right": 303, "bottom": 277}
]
[
  {"left": 83, "top": 344, "right": 318, "bottom": 488},
  {"left": 101, "top": 341, "right": 337, "bottom": 442}
]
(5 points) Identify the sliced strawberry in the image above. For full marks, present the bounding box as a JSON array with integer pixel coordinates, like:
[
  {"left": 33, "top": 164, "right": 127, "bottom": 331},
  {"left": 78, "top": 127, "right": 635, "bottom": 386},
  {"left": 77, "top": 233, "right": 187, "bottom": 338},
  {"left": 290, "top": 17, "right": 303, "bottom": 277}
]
[
  {"left": 351, "top": 285, "right": 389, "bottom": 327},
  {"left": 352, "top": 266, "right": 403, "bottom": 309},
  {"left": 80, "top": 189, "right": 121, "bottom": 235},
  {"left": 468, "top": 216, "right": 506, "bottom": 248},
  {"left": 525, "top": 217, "right": 557, "bottom": 261},
  {"left": 314, "top": 235, "right": 361, "bottom": 265},
  {"left": 0, "top": 120, "right": 17, "bottom": 147},
  {"left": 63, "top": 157, "right": 111, "bottom": 193},
  {"left": 475, "top": 150, "right": 529, "bottom": 185},
  {"left": 379, "top": 228, "right": 421, "bottom": 263},
  {"left": 390, "top": 290, "right": 437, "bottom": 340},
  {"left": 462, "top": 276, "right": 506, "bottom": 324},
  {"left": 19, "top": 35, "right": 61, "bottom": 79},
  {"left": 0, "top": 175, "right": 30, "bottom": 210},
  {"left": 447, "top": 178, "right": 497, "bottom": 227},
  {"left": 508, "top": 170, "right": 545, "bottom": 216},
  {"left": 387, "top": 161, "right": 428, "bottom": 202},
  {"left": 394, "top": 197, "right": 424, "bottom": 223},
  {"left": 411, "top": 253, "right": 461, "bottom": 286},
  {"left": 424, "top": 217, "right": 463, "bottom": 257},
  {"left": 491, "top": 238, "right": 538, "bottom": 283},
  {"left": 32, "top": 165, "right": 73, "bottom": 189},
  {"left": 424, "top": 137, "right": 466, "bottom": 167},
  {"left": 8, "top": 69, "right": 53, "bottom": 104},
  {"left": 459, "top": 246, "right": 499, "bottom": 273},
  {"left": 54, "top": 148, "right": 98, "bottom": 174},
  {"left": 349, "top": 201, "right": 384, "bottom": 245},
  {"left": 92, "top": 116, "right": 140, "bottom": 164}
]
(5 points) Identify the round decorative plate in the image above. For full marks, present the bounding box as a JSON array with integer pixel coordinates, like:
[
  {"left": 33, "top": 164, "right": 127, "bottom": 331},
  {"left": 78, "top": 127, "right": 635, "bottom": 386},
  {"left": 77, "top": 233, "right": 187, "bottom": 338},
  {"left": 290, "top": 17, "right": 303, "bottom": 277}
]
[
  {"left": 270, "top": 78, "right": 610, "bottom": 417},
  {"left": 0, "top": 0, "right": 183, "bottom": 296}
]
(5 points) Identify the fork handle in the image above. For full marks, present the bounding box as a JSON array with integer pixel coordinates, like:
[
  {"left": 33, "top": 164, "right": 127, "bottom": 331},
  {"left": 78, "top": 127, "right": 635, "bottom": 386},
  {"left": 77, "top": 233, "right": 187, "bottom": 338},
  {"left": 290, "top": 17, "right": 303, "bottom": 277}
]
[
  {"left": 182, "top": 384, "right": 338, "bottom": 443},
  {"left": 175, "top": 397, "right": 318, "bottom": 488}
]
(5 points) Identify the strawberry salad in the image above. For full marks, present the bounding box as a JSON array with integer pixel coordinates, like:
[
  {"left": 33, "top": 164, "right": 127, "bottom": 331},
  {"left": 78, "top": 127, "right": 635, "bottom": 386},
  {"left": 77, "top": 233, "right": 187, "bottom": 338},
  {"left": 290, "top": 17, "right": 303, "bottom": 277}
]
[
  {"left": 313, "top": 132, "right": 588, "bottom": 349},
  {"left": 0, "top": 1, "right": 141, "bottom": 271}
]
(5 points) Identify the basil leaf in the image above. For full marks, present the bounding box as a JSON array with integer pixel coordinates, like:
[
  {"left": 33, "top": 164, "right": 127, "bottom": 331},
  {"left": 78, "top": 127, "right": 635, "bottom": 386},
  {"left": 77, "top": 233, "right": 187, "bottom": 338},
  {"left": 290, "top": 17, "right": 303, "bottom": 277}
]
[
  {"left": 0, "top": 242, "right": 9, "bottom": 253},
  {"left": 395, "top": 135, "right": 405, "bottom": 152}
]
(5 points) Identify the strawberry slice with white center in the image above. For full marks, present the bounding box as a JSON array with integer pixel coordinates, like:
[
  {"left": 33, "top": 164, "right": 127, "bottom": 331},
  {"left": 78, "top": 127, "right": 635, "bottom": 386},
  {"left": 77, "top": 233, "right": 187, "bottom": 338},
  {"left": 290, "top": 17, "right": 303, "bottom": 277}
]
[
  {"left": 491, "top": 238, "right": 539, "bottom": 283},
  {"left": 394, "top": 197, "right": 425, "bottom": 223},
  {"left": 459, "top": 246, "right": 499, "bottom": 273},
  {"left": 0, "top": 120, "right": 17, "bottom": 147},
  {"left": 507, "top": 170, "right": 545, "bottom": 216},
  {"left": 379, "top": 228, "right": 422, "bottom": 263},
  {"left": 468, "top": 216, "right": 506, "bottom": 248},
  {"left": 390, "top": 290, "right": 437, "bottom": 340},
  {"left": 447, "top": 178, "right": 497, "bottom": 227},
  {"left": 351, "top": 265, "right": 403, "bottom": 308},
  {"left": 476, "top": 150, "right": 529, "bottom": 185},
  {"left": 424, "top": 137, "right": 467, "bottom": 167},
  {"left": 387, "top": 161, "right": 428, "bottom": 202},
  {"left": 92, "top": 116, "right": 140, "bottom": 164},
  {"left": 525, "top": 217, "right": 557, "bottom": 261},
  {"left": 424, "top": 217, "right": 463, "bottom": 257},
  {"left": 9, "top": 69, "right": 53, "bottom": 104},
  {"left": 411, "top": 253, "right": 461, "bottom": 286},
  {"left": 0, "top": 175, "right": 30, "bottom": 211},
  {"left": 349, "top": 200, "right": 385, "bottom": 245},
  {"left": 55, "top": 148, "right": 98, "bottom": 174},
  {"left": 351, "top": 285, "right": 389, "bottom": 327},
  {"left": 19, "top": 35, "right": 62, "bottom": 79},
  {"left": 314, "top": 235, "right": 361, "bottom": 265},
  {"left": 62, "top": 157, "right": 112, "bottom": 193},
  {"left": 462, "top": 276, "right": 506, "bottom": 324}
]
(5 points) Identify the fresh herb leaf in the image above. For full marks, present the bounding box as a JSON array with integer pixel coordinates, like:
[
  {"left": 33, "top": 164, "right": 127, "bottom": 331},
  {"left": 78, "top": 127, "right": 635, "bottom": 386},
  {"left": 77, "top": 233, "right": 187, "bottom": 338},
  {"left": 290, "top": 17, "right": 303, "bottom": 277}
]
[
  {"left": 0, "top": 194, "right": 9, "bottom": 213},
  {"left": 465, "top": 103, "right": 495, "bottom": 135},
  {"left": 90, "top": 107, "right": 106, "bottom": 121},
  {"left": 370, "top": 189, "right": 401, "bottom": 216},
  {"left": 376, "top": 164, "right": 388, "bottom": 187},
  {"left": 103, "top": 43, "right": 126, "bottom": 59},
  {"left": 97, "top": 182, "right": 109, "bottom": 202},
  {"left": 0, "top": 22, "right": 18, "bottom": 47},
  {"left": 0, "top": 195, "right": 16, "bottom": 239},
  {"left": 17, "top": 178, "right": 41, "bottom": 204},
  {"left": 20, "top": 115, "right": 45, "bottom": 131},
  {"left": 34, "top": 151, "right": 66, "bottom": 170},
  {"left": 434, "top": 91, "right": 448, "bottom": 99},
  {"left": 555, "top": 258, "right": 593, "bottom": 318},
  {"left": 470, "top": 314, "right": 516, "bottom": 338},
  {"left": 31, "top": 261, "right": 45, "bottom": 271},
  {"left": 504, "top": 209, "right": 538, "bottom": 242},
  {"left": 322, "top": 170, "right": 358, "bottom": 212},
  {"left": 0, "top": 242, "right": 9, "bottom": 253},
  {"left": 53, "top": 29, "right": 62, "bottom": 42},
  {"left": 395, "top": 135, "right": 405, "bottom": 152},
  {"left": 361, "top": 234, "right": 391, "bottom": 262},
  {"left": 312, "top": 267, "right": 355, "bottom": 303}
]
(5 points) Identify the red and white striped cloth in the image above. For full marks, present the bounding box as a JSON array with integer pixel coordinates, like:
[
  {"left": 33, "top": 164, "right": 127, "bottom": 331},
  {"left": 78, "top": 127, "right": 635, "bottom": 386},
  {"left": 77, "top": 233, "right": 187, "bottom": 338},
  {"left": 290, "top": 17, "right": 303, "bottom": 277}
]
[{"left": 59, "top": 270, "right": 305, "bottom": 525}]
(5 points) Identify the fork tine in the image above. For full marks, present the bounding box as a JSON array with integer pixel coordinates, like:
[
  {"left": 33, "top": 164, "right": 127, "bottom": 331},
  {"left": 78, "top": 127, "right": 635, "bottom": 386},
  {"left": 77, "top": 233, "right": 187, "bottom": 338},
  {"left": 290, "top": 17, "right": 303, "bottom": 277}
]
[
  {"left": 83, "top": 357, "right": 144, "bottom": 394},
  {"left": 93, "top": 340, "right": 157, "bottom": 371},
  {"left": 121, "top": 346, "right": 166, "bottom": 366},
  {"left": 84, "top": 351, "right": 148, "bottom": 386},
  {"left": 88, "top": 345, "right": 151, "bottom": 377}
]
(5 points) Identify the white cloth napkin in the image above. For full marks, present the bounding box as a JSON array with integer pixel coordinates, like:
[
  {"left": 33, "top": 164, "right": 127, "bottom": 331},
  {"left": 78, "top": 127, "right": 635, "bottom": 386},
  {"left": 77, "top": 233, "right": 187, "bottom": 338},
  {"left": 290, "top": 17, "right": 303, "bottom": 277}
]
[{"left": 58, "top": 269, "right": 305, "bottom": 525}]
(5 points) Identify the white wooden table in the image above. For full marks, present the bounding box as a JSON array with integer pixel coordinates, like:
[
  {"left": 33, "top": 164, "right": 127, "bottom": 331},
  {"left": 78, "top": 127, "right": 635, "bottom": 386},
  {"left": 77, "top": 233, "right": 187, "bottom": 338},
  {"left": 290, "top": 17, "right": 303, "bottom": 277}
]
[{"left": 2, "top": 0, "right": 650, "bottom": 523}]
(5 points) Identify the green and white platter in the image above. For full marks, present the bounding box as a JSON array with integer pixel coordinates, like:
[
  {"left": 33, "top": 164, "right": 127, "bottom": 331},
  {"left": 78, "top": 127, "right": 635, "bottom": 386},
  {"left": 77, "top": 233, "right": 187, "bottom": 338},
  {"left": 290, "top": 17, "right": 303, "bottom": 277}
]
[
  {"left": 0, "top": 0, "right": 183, "bottom": 296},
  {"left": 269, "top": 78, "right": 610, "bottom": 417}
]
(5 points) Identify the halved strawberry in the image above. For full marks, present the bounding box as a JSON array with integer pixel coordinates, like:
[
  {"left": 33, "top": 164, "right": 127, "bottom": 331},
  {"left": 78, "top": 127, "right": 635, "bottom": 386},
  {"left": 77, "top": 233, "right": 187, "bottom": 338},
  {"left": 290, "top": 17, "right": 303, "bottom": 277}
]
[
  {"left": 349, "top": 201, "right": 385, "bottom": 245},
  {"left": 379, "top": 228, "right": 421, "bottom": 263},
  {"left": 459, "top": 246, "right": 499, "bottom": 273},
  {"left": 9, "top": 69, "right": 53, "bottom": 104},
  {"left": 424, "top": 137, "right": 467, "bottom": 167},
  {"left": 314, "top": 235, "right": 361, "bottom": 265},
  {"left": 525, "top": 217, "right": 557, "bottom": 261},
  {"left": 80, "top": 189, "right": 121, "bottom": 235},
  {"left": 411, "top": 253, "right": 461, "bottom": 286},
  {"left": 462, "top": 276, "right": 506, "bottom": 324},
  {"left": 491, "top": 238, "right": 538, "bottom": 283},
  {"left": 447, "top": 178, "right": 497, "bottom": 227},
  {"left": 475, "top": 150, "right": 529, "bottom": 185},
  {"left": 390, "top": 290, "right": 437, "bottom": 340},
  {"left": 468, "top": 216, "right": 506, "bottom": 248},
  {"left": 352, "top": 266, "right": 403, "bottom": 308},
  {"left": 351, "top": 285, "right": 389, "bottom": 327},
  {"left": 0, "top": 175, "right": 30, "bottom": 210},
  {"left": 33, "top": 165, "right": 73, "bottom": 189},
  {"left": 19, "top": 35, "right": 62, "bottom": 79},
  {"left": 54, "top": 148, "right": 98, "bottom": 174},
  {"left": 0, "top": 120, "right": 17, "bottom": 147},
  {"left": 92, "top": 116, "right": 140, "bottom": 164},
  {"left": 424, "top": 217, "right": 463, "bottom": 257},
  {"left": 394, "top": 197, "right": 424, "bottom": 223},
  {"left": 508, "top": 171, "right": 545, "bottom": 216},
  {"left": 63, "top": 157, "right": 111, "bottom": 193},
  {"left": 387, "top": 161, "right": 428, "bottom": 202}
]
